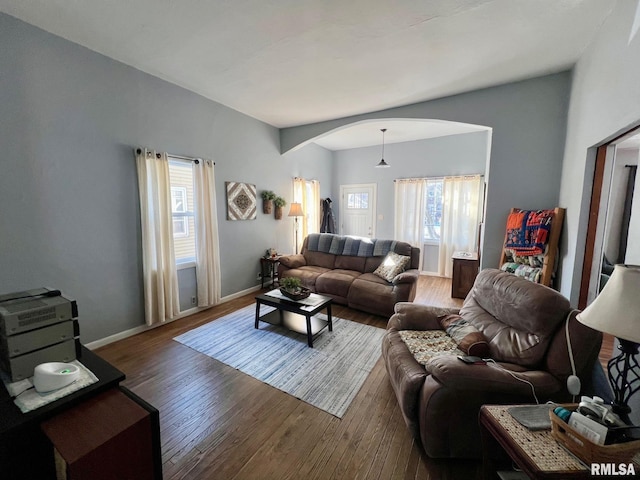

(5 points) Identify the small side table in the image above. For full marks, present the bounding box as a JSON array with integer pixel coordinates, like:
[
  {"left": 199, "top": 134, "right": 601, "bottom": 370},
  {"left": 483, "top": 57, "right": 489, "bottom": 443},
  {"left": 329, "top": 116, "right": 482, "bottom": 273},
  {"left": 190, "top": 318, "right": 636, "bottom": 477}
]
[
  {"left": 260, "top": 256, "right": 281, "bottom": 288},
  {"left": 479, "top": 405, "right": 590, "bottom": 480},
  {"left": 451, "top": 251, "right": 479, "bottom": 298}
]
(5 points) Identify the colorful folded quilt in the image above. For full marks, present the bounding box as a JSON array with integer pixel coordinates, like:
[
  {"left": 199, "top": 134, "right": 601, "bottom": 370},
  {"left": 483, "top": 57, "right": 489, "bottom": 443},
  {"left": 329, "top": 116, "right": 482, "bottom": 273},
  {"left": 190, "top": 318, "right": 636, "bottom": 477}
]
[
  {"left": 501, "top": 262, "right": 543, "bottom": 283},
  {"left": 504, "top": 209, "right": 555, "bottom": 256}
]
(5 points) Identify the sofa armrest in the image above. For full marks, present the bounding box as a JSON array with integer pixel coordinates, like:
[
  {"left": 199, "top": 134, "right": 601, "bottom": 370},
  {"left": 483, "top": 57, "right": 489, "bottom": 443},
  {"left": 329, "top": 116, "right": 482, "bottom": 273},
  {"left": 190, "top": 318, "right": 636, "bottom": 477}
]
[
  {"left": 392, "top": 269, "right": 419, "bottom": 285},
  {"left": 387, "top": 302, "right": 460, "bottom": 331},
  {"left": 424, "top": 355, "right": 562, "bottom": 397},
  {"left": 278, "top": 254, "right": 306, "bottom": 269}
]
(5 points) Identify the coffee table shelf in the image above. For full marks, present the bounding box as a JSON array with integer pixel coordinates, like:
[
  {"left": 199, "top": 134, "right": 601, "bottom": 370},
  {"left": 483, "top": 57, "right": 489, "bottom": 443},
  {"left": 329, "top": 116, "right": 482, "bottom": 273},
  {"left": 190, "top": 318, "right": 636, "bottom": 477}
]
[{"left": 255, "top": 292, "right": 333, "bottom": 347}]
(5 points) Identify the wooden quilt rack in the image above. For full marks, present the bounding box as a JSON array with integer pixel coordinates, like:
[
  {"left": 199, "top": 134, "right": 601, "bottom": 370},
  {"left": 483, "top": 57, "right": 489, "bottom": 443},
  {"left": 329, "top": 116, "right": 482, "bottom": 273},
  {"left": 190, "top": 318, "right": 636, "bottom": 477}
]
[{"left": 499, "top": 207, "right": 565, "bottom": 287}]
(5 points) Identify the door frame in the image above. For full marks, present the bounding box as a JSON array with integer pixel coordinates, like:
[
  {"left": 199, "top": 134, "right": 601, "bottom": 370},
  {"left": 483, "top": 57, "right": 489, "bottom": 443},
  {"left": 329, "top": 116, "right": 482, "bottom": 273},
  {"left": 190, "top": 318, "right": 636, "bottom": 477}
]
[
  {"left": 579, "top": 126, "right": 640, "bottom": 308},
  {"left": 339, "top": 183, "right": 377, "bottom": 237}
]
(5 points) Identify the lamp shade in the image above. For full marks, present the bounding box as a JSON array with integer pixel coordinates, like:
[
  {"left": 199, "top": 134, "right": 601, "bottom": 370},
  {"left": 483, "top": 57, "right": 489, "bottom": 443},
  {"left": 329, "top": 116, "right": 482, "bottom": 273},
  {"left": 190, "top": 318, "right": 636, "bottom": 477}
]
[
  {"left": 288, "top": 202, "right": 303, "bottom": 217},
  {"left": 576, "top": 264, "right": 640, "bottom": 343}
]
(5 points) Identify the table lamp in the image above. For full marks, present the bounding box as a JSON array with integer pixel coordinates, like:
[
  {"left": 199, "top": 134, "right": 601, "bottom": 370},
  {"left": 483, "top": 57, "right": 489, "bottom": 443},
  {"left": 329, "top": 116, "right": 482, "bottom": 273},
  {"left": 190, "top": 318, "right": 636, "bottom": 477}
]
[
  {"left": 576, "top": 264, "right": 640, "bottom": 423},
  {"left": 288, "top": 202, "right": 303, "bottom": 254}
]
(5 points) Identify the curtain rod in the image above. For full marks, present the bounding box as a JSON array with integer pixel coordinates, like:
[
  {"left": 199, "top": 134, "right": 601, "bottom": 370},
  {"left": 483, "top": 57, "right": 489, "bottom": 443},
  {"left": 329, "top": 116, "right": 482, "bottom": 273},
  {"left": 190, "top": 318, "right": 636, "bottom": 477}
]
[
  {"left": 135, "top": 148, "right": 215, "bottom": 165},
  {"left": 393, "top": 173, "right": 483, "bottom": 182}
]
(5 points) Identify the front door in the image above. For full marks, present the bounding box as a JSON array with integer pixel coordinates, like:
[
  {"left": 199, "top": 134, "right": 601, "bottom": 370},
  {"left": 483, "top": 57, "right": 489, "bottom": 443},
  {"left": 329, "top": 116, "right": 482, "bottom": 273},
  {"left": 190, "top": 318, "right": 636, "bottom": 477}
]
[{"left": 340, "top": 183, "right": 376, "bottom": 238}]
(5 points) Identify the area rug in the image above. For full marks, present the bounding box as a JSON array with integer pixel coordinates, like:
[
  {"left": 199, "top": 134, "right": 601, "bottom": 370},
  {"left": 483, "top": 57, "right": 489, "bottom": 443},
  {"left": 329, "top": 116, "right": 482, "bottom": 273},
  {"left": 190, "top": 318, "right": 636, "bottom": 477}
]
[{"left": 173, "top": 304, "right": 386, "bottom": 418}]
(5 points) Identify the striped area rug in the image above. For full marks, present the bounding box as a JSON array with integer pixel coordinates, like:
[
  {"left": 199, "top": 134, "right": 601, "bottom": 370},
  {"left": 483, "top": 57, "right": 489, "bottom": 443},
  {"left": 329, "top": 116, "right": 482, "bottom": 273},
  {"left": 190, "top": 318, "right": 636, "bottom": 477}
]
[{"left": 173, "top": 304, "right": 386, "bottom": 418}]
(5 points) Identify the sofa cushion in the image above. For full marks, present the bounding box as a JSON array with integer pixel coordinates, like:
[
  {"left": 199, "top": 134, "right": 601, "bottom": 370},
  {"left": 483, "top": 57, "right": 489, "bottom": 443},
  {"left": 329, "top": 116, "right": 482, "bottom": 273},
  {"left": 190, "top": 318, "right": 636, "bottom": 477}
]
[
  {"left": 439, "top": 314, "right": 490, "bottom": 358},
  {"left": 281, "top": 266, "right": 330, "bottom": 290},
  {"left": 303, "top": 250, "right": 336, "bottom": 269},
  {"left": 315, "top": 269, "right": 361, "bottom": 299},
  {"left": 392, "top": 242, "right": 414, "bottom": 257},
  {"left": 364, "top": 256, "right": 384, "bottom": 273},
  {"left": 334, "top": 255, "right": 366, "bottom": 272},
  {"left": 373, "top": 252, "right": 410, "bottom": 282},
  {"left": 348, "top": 274, "right": 397, "bottom": 316}
]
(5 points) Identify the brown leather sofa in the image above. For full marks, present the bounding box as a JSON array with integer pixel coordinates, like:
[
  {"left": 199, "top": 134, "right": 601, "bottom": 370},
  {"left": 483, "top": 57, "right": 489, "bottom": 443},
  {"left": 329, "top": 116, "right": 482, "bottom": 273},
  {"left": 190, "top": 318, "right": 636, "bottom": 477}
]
[
  {"left": 382, "top": 268, "right": 603, "bottom": 458},
  {"left": 277, "top": 234, "right": 420, "bottom": 317}
]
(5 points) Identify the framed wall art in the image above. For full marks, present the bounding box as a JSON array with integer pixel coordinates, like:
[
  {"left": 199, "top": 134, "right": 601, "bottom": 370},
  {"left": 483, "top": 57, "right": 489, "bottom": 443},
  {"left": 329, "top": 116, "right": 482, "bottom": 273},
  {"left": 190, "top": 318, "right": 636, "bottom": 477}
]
[{"left": 225, "top": 181, "right": 257, "bottom": 220}]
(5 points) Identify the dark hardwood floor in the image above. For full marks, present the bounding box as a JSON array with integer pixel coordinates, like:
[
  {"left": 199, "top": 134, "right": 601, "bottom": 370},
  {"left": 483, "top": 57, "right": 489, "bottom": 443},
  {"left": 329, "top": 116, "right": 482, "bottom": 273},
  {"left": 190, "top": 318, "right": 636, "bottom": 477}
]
[
  {"left": 95, "top": 276, "right": 480, "bottom": 479},
  {"left": 95, "top": 275, "right": 611, "bottom": 479}
]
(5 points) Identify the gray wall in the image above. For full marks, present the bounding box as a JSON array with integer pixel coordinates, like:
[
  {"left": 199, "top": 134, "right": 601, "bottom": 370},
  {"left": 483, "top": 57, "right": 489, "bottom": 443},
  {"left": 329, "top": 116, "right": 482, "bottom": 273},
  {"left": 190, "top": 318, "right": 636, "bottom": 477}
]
[
  {"left": 0, "top": 14, "right": 332, "bottom": 343},
  {"left": 282, "top": 73, "right": 571, "bottom": 273},
  {"left": 559, "top": 0, "right": 640, "bottom": 304},
  {"left": 332, "top": 131, "right": 489, "bottom": 239}
]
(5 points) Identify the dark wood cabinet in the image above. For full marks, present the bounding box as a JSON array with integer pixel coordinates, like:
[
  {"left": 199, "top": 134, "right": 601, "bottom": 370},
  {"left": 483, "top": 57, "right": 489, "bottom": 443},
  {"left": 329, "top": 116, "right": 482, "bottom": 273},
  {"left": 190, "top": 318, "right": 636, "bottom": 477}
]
[
  {"left": 41, "top": 387, "right": 161, "bottom": 480},
  {"left": 0, "top": 348, "right": 161, "bottom": 480},
  {"left": 451, "top": 252, "right": 479, "bottom": 299}
]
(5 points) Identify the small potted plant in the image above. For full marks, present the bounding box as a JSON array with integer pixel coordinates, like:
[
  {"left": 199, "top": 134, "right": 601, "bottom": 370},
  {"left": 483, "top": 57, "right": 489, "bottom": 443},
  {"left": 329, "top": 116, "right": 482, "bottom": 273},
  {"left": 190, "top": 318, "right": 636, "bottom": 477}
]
[
  {"left": 279, "top": 276, "right": 310, "bottom": 300},
  {"left": 274, "top": 196, "right": 287, "bottom": 219},
  {"left": 261, "top": 190, "right": 276, "bottom": 214}
]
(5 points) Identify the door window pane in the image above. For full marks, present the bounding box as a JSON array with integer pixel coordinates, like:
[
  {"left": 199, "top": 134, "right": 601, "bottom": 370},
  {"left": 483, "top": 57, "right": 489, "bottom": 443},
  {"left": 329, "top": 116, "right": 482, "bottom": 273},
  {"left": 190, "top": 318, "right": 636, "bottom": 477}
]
[{"left": 347, "top": 193, "right": 368, "bottom": 209}]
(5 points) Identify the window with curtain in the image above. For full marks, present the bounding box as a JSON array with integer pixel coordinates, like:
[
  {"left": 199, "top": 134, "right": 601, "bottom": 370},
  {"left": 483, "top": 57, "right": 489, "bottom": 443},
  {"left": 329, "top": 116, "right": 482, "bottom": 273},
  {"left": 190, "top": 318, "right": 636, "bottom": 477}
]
[
  {"left": 395, "top": 174, "right": 484, "bottom": 277},
  {"left": 438, "top": 175, "right": 484, "bottom": 277},
  {"left": 136, "top": 148, "right": 221, "bottom": 326},
  {"left": 424, "top": 178, "right": 443, "bottom": 241},
  {"left": 293, "top": 177, "right": 320, "bottom": 249},
  {"left": 169, "top": 160, "right": 196, "bottom": 264}
]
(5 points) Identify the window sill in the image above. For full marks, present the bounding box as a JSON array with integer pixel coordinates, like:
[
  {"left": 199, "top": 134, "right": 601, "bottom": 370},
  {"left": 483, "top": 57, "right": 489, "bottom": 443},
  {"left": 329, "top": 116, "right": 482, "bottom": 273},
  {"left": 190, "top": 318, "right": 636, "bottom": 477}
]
[{"left": 177, "top": 261, "right": 196, "bottom": 270}]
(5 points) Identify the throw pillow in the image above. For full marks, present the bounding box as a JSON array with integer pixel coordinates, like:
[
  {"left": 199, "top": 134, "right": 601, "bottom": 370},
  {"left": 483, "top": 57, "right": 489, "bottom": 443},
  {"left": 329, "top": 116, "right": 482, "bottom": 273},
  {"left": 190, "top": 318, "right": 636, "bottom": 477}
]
[
  {"left": 438, "top": 314, "right": 490, "bottom": 358},
  {"left": 373, "top": 252, "right": 410, "bottom": 282}
]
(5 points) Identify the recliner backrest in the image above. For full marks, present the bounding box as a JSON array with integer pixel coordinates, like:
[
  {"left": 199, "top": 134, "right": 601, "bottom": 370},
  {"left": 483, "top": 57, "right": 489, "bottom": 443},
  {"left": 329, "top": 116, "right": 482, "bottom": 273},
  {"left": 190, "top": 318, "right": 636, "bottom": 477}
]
[
  {"left": 544, "top": 309, "right": 602, "bottom": 383},
  {"left": 459, "top": 269, "right": 570, "bottom": 366}
]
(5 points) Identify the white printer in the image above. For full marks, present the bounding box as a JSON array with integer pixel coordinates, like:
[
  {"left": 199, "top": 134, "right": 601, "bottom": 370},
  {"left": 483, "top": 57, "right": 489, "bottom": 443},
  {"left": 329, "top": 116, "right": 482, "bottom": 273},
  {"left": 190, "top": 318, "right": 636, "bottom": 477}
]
[{"left": 0, "top": 288, "right": 79, "bottom": 382}]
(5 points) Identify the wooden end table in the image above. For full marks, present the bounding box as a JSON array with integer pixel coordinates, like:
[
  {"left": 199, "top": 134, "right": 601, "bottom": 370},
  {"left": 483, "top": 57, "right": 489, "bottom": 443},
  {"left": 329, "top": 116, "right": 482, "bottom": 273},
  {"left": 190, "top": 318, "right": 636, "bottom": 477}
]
[
  {"left": 255, "top": 291, "right": 332, "bottom": 347},
  {"left": 479, "top": 405, "right": 590, "bottom": 479},
  {"left": 451, "top": 251, "right": 479, "bottom": 298},
  {"left": 260, "top": 256, "right": 281, "bottom": 288}
]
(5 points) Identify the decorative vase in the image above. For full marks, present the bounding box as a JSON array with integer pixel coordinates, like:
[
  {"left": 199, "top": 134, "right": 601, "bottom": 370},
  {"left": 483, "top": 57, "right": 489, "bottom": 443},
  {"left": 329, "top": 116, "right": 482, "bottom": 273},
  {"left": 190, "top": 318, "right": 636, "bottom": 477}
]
[
  {"left": 274, "top": 205, "right": 283, "bottom": 219},
  {"left": 263, "top": 199, "right": 273, "bottom": 214}
]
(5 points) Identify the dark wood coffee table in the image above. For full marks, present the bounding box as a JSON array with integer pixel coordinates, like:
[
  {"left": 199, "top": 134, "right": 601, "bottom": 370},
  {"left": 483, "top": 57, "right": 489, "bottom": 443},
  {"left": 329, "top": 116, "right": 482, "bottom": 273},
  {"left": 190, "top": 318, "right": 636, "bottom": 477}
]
[{"left": 255, "top": 291, "right": 332, "bottom": 347}]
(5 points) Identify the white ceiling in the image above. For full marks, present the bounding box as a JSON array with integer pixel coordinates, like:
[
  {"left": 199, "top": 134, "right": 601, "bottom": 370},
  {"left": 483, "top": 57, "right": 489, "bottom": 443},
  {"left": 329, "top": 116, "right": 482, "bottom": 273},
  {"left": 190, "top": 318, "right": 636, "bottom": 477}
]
[{"left": 0, "top": 0, "right": 616, "bottom": 130}]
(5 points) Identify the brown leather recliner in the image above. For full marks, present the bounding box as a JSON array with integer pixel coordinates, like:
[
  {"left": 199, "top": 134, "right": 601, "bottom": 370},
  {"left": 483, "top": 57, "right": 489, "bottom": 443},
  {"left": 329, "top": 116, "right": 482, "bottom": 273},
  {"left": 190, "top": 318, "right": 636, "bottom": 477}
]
[{"left": 382, "top": 268, "right": 603, "bottom": 458}]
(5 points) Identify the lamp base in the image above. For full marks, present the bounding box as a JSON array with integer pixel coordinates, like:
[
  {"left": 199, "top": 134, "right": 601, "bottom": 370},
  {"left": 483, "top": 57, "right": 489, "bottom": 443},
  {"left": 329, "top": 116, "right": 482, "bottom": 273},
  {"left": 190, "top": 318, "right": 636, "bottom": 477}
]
[{"left": 608, "top": 339, "right": 640, "bottom": 424}]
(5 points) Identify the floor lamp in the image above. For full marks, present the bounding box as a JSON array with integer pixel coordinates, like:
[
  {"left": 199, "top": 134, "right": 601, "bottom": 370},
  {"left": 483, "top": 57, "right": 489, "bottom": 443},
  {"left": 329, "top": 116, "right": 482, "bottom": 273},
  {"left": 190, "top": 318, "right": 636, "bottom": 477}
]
[
  {"left": 576, "top": 264, "right": 640, "bottom": 423},
  {"left": 288, "top": 202, "right": 303, "bottom": 254}
]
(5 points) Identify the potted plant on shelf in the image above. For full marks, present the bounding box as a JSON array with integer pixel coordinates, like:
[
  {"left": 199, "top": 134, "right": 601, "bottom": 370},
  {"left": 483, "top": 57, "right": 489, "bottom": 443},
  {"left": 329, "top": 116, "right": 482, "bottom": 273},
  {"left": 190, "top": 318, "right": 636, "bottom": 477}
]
[
  {"left": 261, "top": 190, "right": 276, "bottom": 214},
  {"left": 279, "top": 276, "right": 310, "bottom": 300},
  {"left": 274, "top": 196, "right": 287, "bottom": 219}
]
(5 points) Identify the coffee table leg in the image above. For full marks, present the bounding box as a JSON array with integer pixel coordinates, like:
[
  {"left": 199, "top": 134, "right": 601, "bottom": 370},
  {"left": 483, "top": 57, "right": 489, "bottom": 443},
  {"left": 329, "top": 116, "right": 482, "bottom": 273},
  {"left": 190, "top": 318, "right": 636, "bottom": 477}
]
[
  {"left": 255, "top": 301, "right": 261, "bottom": 329},
  {"left": 306, "top": 315, "right": 313, "bottom": 347},
  {"left": 327, "top": 303, "right": 333, "bottom": 332}
]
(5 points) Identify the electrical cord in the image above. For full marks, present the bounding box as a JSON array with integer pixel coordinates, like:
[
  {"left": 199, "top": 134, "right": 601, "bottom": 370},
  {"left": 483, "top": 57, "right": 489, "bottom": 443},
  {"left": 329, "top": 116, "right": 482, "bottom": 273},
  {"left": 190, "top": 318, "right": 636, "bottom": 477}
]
[{"left": 484, "top": 358, "right": 540, "bottom": 404}]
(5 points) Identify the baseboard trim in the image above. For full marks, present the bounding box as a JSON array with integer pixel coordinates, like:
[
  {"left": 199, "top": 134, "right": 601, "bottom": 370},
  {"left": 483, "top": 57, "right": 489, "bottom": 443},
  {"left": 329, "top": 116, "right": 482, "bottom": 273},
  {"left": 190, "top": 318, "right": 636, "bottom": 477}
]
[{"left": 86, "top": 284, "right": 264, "bottom": 350}]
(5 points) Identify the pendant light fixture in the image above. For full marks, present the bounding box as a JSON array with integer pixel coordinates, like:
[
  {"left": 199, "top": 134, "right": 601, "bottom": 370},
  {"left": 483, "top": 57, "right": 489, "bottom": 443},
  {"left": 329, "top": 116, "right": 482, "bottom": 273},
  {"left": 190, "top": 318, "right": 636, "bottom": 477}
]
[{"left": 375, "top": 128, "right": 390, "bottom": 168}]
